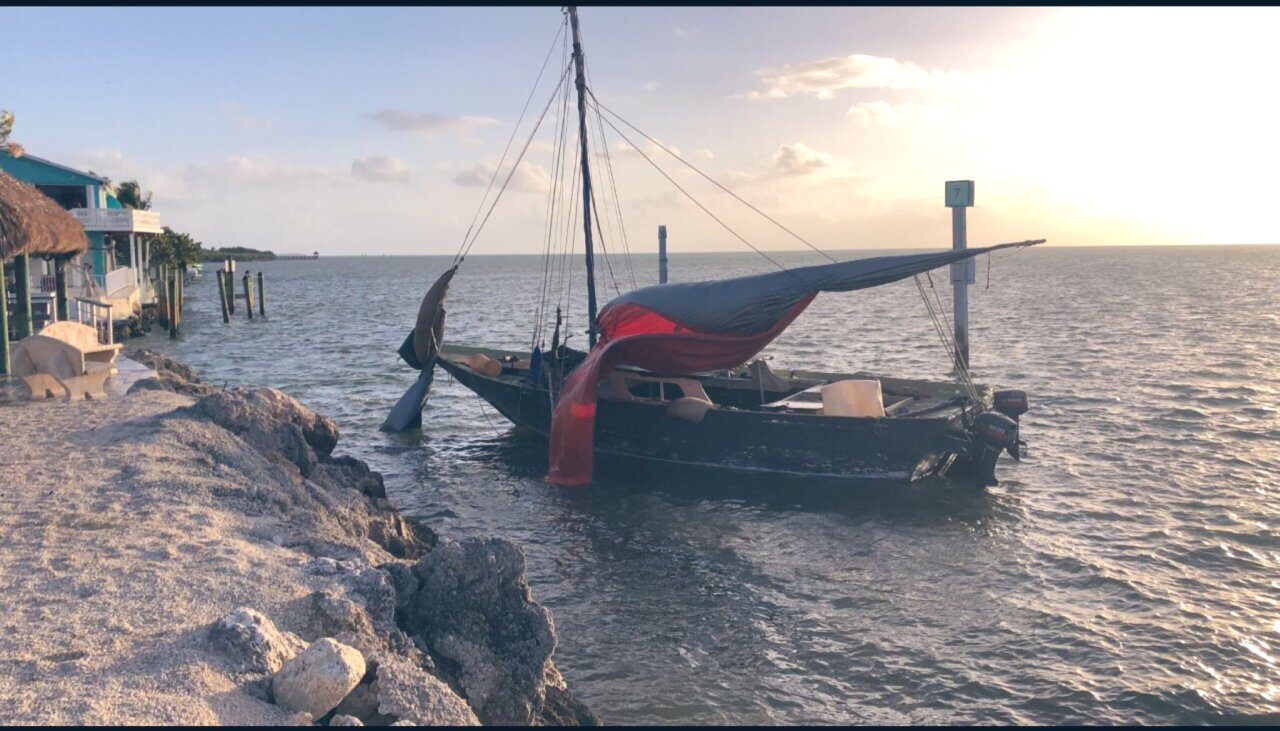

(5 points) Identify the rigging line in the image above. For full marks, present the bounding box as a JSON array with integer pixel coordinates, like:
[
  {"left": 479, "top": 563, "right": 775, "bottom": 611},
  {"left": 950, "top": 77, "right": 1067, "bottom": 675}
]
[
  {"left": 596, "top": 111, "right": 794, "bottom": 275},
  {"left": 588, "top": 184, "right": 624, "bottom": 297},
  {"left": 459, "top": 61, "right": 572, "bottom": 261},
  {"left": 916, "top": 276, "right": 972, "bottom": 399},
  {"left": 591, "top": 92, "right": 837, "bottom": 264},
  {"left": 923, "top": 270, "right": 980, "bottom": 400},
  {"left": 559, "top": 141, "right": 582, "bottom": 336},
  {"left": 583, "top": 63, "right": 637, "bottom": 289},
  {"left": 580, "top": 95, "right": 624, "bottom": 297},
  {"left": 472, "top": 390, "right": 505, "bottom": 438},
  {"left": 534, "top": 45, "right": 573, "bottom": 347},
  {"left": 541, "top": 55, "right": 576, "bottom": 345},
  {"left": 454, "top": 17, "right": 567, "bottom": 265},
  {"left": 914, "top": 274, "right": 978, "bottom": 401},
  {"left": 583, "top": 101, "right": 625, "bottom": 294},
  {"left": 590, "top": 95, "right": 637, "bottom": 290}
]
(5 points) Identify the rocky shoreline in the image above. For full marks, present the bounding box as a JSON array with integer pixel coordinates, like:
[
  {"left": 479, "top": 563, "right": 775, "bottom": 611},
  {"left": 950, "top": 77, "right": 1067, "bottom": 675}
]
[{"left": 0, "top": 350, "right": 598, "bottom": 726}]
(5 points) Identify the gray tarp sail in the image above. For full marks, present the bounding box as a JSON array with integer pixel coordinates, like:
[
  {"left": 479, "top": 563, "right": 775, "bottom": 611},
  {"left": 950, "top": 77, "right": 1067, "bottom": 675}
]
[{"left": 600, "top": 241, "right": 1041, "bottom": 336}]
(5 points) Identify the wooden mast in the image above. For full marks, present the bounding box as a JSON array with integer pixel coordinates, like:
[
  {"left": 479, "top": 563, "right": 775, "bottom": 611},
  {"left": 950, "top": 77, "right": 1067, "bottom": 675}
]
[{"left": 568, "top": 6, "right": 599, "bottom": 348}]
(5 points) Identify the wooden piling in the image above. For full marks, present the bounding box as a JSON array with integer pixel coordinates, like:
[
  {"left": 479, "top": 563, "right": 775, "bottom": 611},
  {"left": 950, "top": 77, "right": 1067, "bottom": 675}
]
[
  {"left": 256, "top": 272, "right": 265, "bottom": 317},
  {"left": 176, "top": 267, "right": 184, "bottom": 331},
  {"left": 216, "top": 270, "right": 230, "bottom": 323},
  {"left": 13, "top": 253, "right": 31, "bottom": 339},
  {"left": 54, "top": 256, "right": 69, "bottom": 323},
  {"left": 1, "top": 261, "right": 10, "bottom": 375},
  {"left": 242, "top": 272, "right": 255, "bottom": 320},
  {"left": 226, "top": 260, "right": 236, "bottom": 314},
  {"left": 168, "top": 272, "right": 178, "bottom": 339}
]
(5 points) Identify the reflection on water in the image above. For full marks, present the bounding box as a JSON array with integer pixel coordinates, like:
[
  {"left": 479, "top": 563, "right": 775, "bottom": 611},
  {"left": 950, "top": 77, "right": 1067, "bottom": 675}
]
[{"left": 141, "top": 246, "right": 1280, "bottom": 724}]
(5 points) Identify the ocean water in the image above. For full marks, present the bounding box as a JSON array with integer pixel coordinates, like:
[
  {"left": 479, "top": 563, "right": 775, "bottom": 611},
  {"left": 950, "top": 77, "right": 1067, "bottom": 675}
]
[{"left": 141, "top": 245, "right": 1280, "bottom": 724}]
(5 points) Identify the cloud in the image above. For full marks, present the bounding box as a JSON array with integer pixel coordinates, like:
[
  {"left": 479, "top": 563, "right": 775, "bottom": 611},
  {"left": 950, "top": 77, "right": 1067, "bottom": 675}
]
[
  {"left": 367, "top": 110, "right": 499, "bottom": 137},
  {"left": 846, "top": 100, "right": 946, "bottom": 126},
  {"left": 770, "top": 142, "right": 842, "bottom": 177},
  {"left": 693, "top": 148, "right": 714, "bottom": 162},
  {"left": 673, "top": 26, "right": 698, "bottom": 38},
  {"left": 452, "top": 160, "right": 550, "bottom": 194},
  {"left": 222, "top": 101, "right": 273, "bottom": 131},
  {"left": 351, "top": 155, "right": 410, "bottom": 183},
  {"left": 642, "top": 80, "right": 659, "bottom": 92},
  {"left": 746, "top": 54, "right": 966, "bottom": 100},
  {"left": 65, "top": 148, "right": 359, "bottom": 217},
  {"left": 612, "top": 138, "right": 681, "bottom": 161}
]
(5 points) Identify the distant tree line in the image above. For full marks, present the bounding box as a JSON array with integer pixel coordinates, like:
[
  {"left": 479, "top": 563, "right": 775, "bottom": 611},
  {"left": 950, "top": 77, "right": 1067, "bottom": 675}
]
[
  {"left": 107, "top": 179, "right": 274, "bottom": 266},
  {"left": 199, "top": 246, "right": 277, "bottom": 262}
]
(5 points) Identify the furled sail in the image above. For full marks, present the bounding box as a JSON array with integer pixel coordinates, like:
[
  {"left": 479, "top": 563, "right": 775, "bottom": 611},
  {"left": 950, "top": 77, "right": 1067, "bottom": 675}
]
[
  {"left": 382, "top": 265, "right": 457, "bottom": 431},
  {"left": 546, "top": 240, "right": 1043, "bottom": 485}
]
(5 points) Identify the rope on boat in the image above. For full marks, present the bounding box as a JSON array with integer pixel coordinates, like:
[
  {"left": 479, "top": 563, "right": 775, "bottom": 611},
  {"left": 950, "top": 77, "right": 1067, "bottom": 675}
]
[
  {"left": 590, "top": 92, "right": 839, "bottom": 265},
  {"left": 458, "top": 61, "right": 571, "bottom": 263},
  {"left": 914, "top": 272, "right": 981, "bottom": 403},
  {"left": 454, "top": 17, "right": 568, "bottom": 267},
  {"left": 595, "top": 109, "right": 794, "bottom": 274},
  {"left": 533, "top": 29, "right": 575, "bottom": 348},
  {"left": 585, "top": 60, "right": 637, "bottom": 290}
]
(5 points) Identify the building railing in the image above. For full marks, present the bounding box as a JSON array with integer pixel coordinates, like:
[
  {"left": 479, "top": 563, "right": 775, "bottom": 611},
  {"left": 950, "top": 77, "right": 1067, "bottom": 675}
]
[
  {"left": 69, "top": 207, "right": 164, "bottom": 234},
  {"left": 73, "top": 297, "right": 114, "bottom": 345}
]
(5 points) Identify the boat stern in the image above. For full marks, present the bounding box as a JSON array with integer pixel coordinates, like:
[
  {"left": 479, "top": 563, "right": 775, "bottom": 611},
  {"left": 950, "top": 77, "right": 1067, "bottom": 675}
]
[{"left": 945, "top": 388, "right": 1029, "bottom": 487}]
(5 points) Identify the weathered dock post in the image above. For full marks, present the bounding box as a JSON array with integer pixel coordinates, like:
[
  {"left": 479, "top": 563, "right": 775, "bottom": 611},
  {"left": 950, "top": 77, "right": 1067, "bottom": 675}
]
[
  {"left": 12, "top": 253, "right": 32, "bottom": 338},
  {"left": 176, "top": 265, "right": 184, "bottom": 327},
  {"left": 224, "top": 259, "right": 236, "bottom": 315},
  {"left": 167, "top": 272, "right": 178, "bottom": 339},
  {"left": 242, "top": 272, "right": 254, "bottom": 320},
  {"left": 945, "top": 180, "right": 975, "bottom": 370},
  {"left": 658, "top": 225, "right": 668, "bottom": 284},
  {"left": 0, "top": 262, "right": 10, "bottom": 375},
  {"left": 256, "top": 271, "right": 265, "bottom": 317},
  {"left": 54, "top": 255, "right": 70, "bottom": 323},
  {"left": 216, "top": 270, "right": 230, "bottom": 323}
]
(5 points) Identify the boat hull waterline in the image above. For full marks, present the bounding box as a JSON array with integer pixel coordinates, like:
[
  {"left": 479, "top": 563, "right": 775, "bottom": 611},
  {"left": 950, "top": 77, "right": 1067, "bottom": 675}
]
[{"left": 437, "top": 352, "right": 1016, "bottom": 488}]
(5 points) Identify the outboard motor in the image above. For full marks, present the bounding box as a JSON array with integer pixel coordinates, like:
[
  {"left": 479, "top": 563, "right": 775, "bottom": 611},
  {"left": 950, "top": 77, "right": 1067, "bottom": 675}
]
[
  {"left": 993, "top": 389, "right": 1029, "bottom": 420},
  {"left": 974, "top": 411, "right": 1020, "bottom": 460}
]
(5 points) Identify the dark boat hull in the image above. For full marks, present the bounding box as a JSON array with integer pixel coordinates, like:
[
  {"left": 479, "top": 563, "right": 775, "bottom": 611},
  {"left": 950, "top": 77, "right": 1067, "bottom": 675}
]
[{"left": 438, "top": 357, "right": 1003, "bottom": 485}]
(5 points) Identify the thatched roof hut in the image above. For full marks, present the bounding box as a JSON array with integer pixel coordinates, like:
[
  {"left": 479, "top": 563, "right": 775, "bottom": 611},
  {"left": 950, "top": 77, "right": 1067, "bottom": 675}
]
[{"left": 0, "top": 167, "right": 88, "bottom": 261}]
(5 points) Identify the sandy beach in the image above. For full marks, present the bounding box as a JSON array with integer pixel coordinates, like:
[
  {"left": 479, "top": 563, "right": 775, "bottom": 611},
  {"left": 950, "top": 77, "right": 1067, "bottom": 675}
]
[{"left": 0, "top": 353, "right": 597, "bottom": 726}]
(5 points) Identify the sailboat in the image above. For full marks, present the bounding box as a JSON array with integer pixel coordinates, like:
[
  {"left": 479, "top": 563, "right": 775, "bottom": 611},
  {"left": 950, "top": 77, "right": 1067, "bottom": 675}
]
[{"left": 384, "top": 7, "right": 1041, "bottom": 488}]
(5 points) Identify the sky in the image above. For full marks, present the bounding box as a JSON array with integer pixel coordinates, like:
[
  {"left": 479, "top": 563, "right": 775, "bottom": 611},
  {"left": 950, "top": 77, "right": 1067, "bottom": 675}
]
[{"left": 5, "top": 6, "right": 1280, "bottom": 255}]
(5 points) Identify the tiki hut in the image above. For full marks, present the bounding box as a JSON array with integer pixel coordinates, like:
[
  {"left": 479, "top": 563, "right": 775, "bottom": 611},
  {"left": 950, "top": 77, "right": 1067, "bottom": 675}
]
[{"left": 0, "top": 167, "right": 88, "bottom": 262}]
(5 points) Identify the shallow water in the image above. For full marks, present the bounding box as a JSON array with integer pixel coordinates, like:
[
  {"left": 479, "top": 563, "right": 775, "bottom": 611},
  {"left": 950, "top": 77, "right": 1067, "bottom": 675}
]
[{"left": 142, "top": 245, "right": 1280, "bottom": 724}]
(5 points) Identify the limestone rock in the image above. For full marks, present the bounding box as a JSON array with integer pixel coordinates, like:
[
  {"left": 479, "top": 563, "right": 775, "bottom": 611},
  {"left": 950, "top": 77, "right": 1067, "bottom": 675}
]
[
  {"left": 241, "top": 387, "right": 339, "bottom": 458},
  {"left": 285, "top": 711, "right": 314, "bottom": 726},
  {"left": 272, "top": 639, "right": 366, "bottom": 718},
  {"left": 208, "top": 607, "right": 306, "bottom": 674},
  {"left": 187, "top": 390, "right": 319, "bottom": 476},
  {"left": 403, "top": 538, "right": 556, "bottom": 725},
  {"left": 539, "top": 663, "right": 604, "bottom": 726},
  {"left": 373, "top": 654, "right": 480, "bottom": 726},
  {"left": 128, "top": 348, "right": 200, "bottom": 383},
  {"left": 318, "top": 455, "right": 386, "bottom": 499},
  {"left": 329, "top": 715, "right": 364, "bottom": 727},
  {"left": 126, "top": 375, "right": 215, "bottom": 397},
  {"left": 332, "top": 677, "right": 380, "bottom": 723}
]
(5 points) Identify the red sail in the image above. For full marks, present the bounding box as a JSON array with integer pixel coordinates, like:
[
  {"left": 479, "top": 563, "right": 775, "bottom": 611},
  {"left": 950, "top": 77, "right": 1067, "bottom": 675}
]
[{"left": 546, "top": 296, "right": 815, "bottom": 485}]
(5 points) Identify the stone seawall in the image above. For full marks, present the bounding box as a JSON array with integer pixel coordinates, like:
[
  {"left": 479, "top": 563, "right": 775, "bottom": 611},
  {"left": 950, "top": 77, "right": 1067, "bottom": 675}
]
[{"left": 0, "top": 350, "right": 598, "bottom": 726}]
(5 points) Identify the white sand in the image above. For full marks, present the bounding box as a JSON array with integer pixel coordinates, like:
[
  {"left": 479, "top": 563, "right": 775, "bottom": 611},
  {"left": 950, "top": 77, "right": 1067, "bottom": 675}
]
[{"left": 0, "top": 386, "right": 398, "bottom": 724}]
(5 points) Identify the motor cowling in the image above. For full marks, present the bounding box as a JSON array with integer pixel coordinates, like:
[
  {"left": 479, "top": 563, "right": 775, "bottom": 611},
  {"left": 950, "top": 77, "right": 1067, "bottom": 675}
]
[
  {"left": 993, "top": 389, "right": 1029, "bottom": 420},
  {"left": 974, "top": 411, "right": 1018, "bottom": 452}
]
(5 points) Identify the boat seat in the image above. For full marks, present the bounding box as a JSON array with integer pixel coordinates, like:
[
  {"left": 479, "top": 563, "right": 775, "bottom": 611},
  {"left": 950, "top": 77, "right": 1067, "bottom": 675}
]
[{"left": 10, "top": 321, "right": 121, "bottom": 402}]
